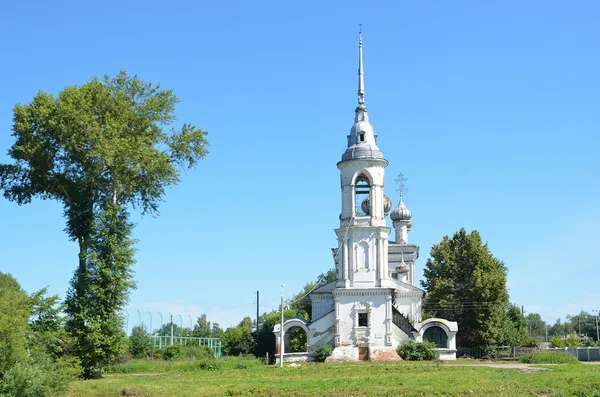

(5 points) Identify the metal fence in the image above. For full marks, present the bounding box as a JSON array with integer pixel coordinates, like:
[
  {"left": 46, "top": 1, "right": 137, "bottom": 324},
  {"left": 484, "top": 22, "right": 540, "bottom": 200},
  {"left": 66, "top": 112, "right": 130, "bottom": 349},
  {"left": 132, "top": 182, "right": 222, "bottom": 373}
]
[
  {"left": 546, "top": 347, "right": 600, "bottom": 362},
  {"left": 151, "top": 336, "right": 222, "bottom": 359},
  {"left": 457, "top": 346, "right": 600, "bottom": 361}
]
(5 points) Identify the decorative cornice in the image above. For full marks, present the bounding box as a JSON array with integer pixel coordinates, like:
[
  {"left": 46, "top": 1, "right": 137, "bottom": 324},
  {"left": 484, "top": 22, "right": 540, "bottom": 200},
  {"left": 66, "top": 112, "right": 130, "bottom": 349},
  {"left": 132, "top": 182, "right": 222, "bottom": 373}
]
[{"left": 333, "top": 288, "right": 394, "bottom": 297}]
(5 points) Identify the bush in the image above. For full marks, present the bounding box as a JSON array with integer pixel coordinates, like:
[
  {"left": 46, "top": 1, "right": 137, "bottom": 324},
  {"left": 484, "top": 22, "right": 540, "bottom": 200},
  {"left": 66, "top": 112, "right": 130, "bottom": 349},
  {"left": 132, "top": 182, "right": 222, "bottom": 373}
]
[
  {"left": 397, "top": 341, "right": 440, "bottom": 361},
  {"left": 519, "top": 350, "right": 579, "bottom": 364},
  {"left": 198, "top": 359, "right": 223, "bottom": 371},
  {"left": 313, "top": 345, "right": 333, "bottom": 362},
  {"left": 521, "top": 335, "right": 540, "bottom": 347},
  {"left": 0, "top": 356, "right": 80, "bottom": 397},
  {"left": 162, "top": 345, "right": 182, "bottom": 361},
  {"left": 158, "top": 344, "right": 213, "bottom": 361}
]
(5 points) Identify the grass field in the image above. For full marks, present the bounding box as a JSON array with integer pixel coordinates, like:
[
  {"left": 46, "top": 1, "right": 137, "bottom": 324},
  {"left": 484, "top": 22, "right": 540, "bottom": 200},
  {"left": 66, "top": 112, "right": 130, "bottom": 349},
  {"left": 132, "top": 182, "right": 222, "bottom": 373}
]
[{"left": 67, "top": 357, "right": 600, "bottom": 397}]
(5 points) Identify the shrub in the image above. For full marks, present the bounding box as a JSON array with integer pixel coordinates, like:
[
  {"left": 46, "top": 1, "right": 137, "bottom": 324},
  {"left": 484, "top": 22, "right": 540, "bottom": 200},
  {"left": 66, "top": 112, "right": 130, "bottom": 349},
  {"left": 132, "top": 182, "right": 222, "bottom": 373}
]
[
  {"left": 397, "top": 341, "right": 440, "bottom": 361},
  {"left": 198, "top": 360, "right": 223, "bottom": 371},
  {"left": 519, "top": 350, "right": 579, "bottom": 364},
  {"left": 313, "top": 345, "right": 333, "bottom": 362},
  {"left": 162, "top": 345, "right": 182, "bottom": 361},
  {"left": 521, "top": 335, "right": 540, "bottom": 347},
  {"left": 0, "top": 356, "right": 80, "bottom": 397}
]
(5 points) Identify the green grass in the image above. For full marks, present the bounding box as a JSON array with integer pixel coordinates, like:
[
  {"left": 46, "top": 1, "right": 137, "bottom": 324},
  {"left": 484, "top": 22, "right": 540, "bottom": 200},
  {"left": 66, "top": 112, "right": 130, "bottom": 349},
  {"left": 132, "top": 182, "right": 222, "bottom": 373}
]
[
  {"left": 68, "top": 358, "right": 600, "bottom": 397},
  {"left": 519, "top": 351, "right": 580, "bottom": 364}
]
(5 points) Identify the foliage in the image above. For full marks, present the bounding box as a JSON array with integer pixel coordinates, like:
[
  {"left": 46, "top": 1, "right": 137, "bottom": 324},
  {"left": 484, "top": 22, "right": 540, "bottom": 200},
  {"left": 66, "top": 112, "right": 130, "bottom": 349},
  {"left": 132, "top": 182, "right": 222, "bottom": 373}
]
[
  {"left": 396, "top": 340, "right": 440, "bottom": 361},
  {"left": 157, "top": 344, "right": 213, "bottom": 361},
  {"left": 193, "top": 314, "right": 212, "bottom": 338},
  {"left": 518, "top": 350, "right": 580, "bottom": 364},
  {"left": 0, "top": 273, "right": 30, "bottom": 376},
  {"left": 65, "top": 204, "right": 134, "bottom": 377},
  {"left": 550, "top": 334, "right": 581, "bottom": 348},
  {"left": 28, "top": 288, "right": 69, "bottom": 359},
  {"left": 520, "top": 335, "right": 540, "bottom": 347},
  {"left": 254, "top": 309, "right": 300, "bottom": 359},
  {"left": 313, "top": 345, "right": 333, "bottom": 362},
  {"left": 525, "top": 313, "right": 548, "bottom": 342},
  {"left": 198, "top": 360, "right": 223, "bottom": 371},
  {"left": 0, "top": 274, "right": 81, "bottom": 397},
  {"left": 129, "top": 325, "right": 152, "bottom": 359},
  {"left": 421, "top": 229, "right": 509, "bottom": 348},
  {"left": 222, "top": 317, "right": 255, "bottom": 356},
  {"left": 288, "top": 269, "right": 337, "bottom": 319},
  {"left": 0, "top": 71, "right": 209, "bottom": 379},
  {"left": 500, "top": 303, "right": 528, "bottom": 346},
  {"left": 288, "top": 326, "right": 308, "bottom": 353}
]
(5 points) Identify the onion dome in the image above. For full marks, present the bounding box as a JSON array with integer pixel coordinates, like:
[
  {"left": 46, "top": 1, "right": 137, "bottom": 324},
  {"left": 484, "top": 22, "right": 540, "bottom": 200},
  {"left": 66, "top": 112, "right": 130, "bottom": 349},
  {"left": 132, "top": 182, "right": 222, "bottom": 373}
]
[
  {"left": 395, "top": 263, "right": 409, "bottom": 273},
  {"left": 361, "top": 195, "right": 392, "bottom": 216},
  {"left": 390, "top": 195, "right": 412, "bottom": 222}
]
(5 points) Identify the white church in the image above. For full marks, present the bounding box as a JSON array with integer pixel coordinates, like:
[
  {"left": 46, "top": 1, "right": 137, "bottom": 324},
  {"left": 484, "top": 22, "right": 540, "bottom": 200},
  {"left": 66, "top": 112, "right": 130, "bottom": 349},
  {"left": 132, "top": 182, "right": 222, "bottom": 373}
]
[{"left": 274, "top": 31, "right": 458, "bottom": 362}]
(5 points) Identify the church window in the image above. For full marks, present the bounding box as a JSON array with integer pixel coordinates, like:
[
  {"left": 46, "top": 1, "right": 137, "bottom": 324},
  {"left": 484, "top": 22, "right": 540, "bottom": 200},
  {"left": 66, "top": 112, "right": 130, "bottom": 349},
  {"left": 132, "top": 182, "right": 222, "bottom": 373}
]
[
  {"left": 354, "top": 175, "right": 370, "bottom": 216},
  {"left": 358, "top": 312, "right": 368, "bottom": 327},
  {"left": 360, "top": 133, "right": 365, "bottom": 142}
]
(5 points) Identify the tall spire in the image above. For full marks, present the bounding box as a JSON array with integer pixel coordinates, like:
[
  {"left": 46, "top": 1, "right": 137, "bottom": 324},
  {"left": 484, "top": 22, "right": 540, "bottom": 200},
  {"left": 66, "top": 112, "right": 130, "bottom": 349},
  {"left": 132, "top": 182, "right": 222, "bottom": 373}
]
[{"left": 358, "top": 24, "right": 365, "bottom": 106}]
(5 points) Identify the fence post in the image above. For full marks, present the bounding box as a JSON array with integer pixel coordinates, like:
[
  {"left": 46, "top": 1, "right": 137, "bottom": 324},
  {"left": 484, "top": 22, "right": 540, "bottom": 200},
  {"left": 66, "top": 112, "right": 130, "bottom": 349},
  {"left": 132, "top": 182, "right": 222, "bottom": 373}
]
[{"left": 587, "top": 347, "right": 590, "bottom": 362}]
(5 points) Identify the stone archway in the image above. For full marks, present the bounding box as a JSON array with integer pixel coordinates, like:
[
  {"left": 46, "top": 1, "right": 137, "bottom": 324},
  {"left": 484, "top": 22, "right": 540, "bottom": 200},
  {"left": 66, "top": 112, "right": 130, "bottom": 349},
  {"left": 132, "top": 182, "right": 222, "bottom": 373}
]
[
  {"left": 273, "top": 318, "right": 310, "bottom": 363},
  {"left": 285, "top": 326, "right": 308, "bottom": 353},
  {"left": 413, "top": 318, "right": 458, "bottom": 360}
]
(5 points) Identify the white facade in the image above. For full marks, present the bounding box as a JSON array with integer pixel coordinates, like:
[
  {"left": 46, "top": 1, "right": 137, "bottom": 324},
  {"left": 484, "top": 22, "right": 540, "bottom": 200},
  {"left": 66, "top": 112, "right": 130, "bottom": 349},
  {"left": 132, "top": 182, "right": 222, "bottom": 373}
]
[{"left": 274, "top": 30, "right": 457, "bottom": 362}]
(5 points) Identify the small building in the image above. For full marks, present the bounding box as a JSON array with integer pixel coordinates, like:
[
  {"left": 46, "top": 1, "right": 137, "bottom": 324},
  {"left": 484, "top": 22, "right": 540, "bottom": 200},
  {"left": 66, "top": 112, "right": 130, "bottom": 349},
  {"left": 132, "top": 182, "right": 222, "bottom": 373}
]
[{"left": 274, "top": 30, "right": 457, "bottom": 362}]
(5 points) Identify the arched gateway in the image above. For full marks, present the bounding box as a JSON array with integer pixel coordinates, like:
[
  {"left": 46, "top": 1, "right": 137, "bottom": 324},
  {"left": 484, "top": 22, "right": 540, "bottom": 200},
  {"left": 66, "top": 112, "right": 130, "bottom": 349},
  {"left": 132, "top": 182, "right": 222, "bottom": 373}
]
[{"left": 273, "top": 318, "right": 310, "bottom": 363}]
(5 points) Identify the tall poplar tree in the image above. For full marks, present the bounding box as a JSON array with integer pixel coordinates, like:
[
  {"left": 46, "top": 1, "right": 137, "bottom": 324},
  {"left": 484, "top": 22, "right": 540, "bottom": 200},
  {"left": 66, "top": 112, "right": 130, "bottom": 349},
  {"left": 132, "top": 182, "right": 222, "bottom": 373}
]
[
  {"left": 421, "top": 229, "right": 509, "bottom": 348},
  {"left": 0, "top": 71, "right": 208, "bottom": 377}
]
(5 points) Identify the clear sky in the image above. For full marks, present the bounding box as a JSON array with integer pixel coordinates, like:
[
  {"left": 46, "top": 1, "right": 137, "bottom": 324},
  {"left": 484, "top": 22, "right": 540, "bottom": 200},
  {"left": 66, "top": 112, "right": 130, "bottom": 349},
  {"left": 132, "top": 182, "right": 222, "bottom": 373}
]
[{"left": 1, "top": 0, "right": 599, "bottom": 331}]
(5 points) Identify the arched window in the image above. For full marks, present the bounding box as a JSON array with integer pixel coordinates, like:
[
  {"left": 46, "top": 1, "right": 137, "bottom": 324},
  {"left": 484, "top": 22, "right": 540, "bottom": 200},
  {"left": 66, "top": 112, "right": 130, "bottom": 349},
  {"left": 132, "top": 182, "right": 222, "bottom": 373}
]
[
  {"left": 354, "top": 174, "right": 370, "bottom": 216},
  {"left": 423, "top": 326, "right": 448, "bottom": 348}
]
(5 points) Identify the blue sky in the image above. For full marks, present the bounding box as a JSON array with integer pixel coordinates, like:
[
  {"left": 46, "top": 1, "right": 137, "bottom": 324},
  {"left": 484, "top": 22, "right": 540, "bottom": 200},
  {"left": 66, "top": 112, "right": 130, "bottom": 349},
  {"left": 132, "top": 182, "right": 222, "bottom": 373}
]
[{"left": 1, "top": 0, "right": 599, "bottom": 331}]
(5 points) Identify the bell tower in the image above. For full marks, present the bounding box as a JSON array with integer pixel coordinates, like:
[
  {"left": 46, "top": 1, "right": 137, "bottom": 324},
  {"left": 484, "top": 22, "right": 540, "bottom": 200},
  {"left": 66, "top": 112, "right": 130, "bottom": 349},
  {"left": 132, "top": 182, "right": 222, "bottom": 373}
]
[{"left": 335, "top": 28, "right": 392, "bottom": 289}]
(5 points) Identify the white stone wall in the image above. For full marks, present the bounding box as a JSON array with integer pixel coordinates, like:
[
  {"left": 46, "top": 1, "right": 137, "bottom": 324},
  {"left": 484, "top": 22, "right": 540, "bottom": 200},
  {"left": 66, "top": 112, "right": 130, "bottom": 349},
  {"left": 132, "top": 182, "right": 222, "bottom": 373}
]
[
  {"left": 311, "top": 295, "right": 334, "bottom": 321},
  {"left": 336, "top": 293, "right": 390, "bottom": 348}
]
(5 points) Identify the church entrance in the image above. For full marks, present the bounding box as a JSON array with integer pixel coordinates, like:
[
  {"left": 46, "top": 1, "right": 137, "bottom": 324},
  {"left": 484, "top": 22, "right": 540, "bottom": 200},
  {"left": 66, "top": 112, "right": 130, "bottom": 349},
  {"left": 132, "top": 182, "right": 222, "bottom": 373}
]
[
  {"left": 423, "top": 326, "right": 448, "bottom": 348},
  {"left": 358, "top": 346, "right": 369, "bottom": 360}
]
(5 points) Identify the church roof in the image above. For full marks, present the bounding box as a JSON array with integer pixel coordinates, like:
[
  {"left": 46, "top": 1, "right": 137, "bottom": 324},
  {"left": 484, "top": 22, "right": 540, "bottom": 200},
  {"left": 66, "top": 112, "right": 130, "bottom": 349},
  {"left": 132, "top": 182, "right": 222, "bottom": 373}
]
[{"left": 310, "top": 281, "right": 336, "bottom": 295}]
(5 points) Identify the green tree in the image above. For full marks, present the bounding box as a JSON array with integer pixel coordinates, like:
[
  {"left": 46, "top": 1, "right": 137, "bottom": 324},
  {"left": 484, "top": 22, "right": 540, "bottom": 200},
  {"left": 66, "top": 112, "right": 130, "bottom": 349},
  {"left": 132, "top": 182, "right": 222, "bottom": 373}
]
[
  {"left": 0, "top": 71, "right": 208, "bottom": 378},
  {"left": 211, "top": 322, "right": 224, "bottom": 339},
  {"left": 193, "top": 314, "right": 212, "bottom": 338},
  {"left": 28, "top": 288, "right": 68, "bottom": 359},
  {"left": 567, "top": 311, "right": 597, "bottom": 341},
  {"left": 0, "top": 273, "right": 29, "bottom": 376},
  {"left": 254, "top": 309, "right": 299, "bottom": 360},
  {"left": 222, "top": 317, "right": 255, "bottom": 356},
  {"left": 501, "top": 304, "right": 528, "bottom": 346},
  {"left": 421, "top": 229, "right": 509, "bottom": 348},
  {"left": 129, "top": 325, "right": 152, "bottom": 358},
  {"left": 526, "top": 313, "right": 548, "bottom": 341},
  {"left": 289, "top": 269, "right": 337, "bottom": 319},
  {"left": 64, "top": 203, "right": 135, "bottom": 377}
]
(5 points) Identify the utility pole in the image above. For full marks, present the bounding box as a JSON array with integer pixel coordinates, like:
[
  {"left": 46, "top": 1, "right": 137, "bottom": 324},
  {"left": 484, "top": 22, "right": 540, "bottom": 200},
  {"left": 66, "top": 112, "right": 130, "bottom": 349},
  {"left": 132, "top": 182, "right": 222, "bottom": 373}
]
[
  {"left": 256, "top": 290, "right": 260, "bottom": 331},
  {"left": 280, "top": 284, "right": 285, "bottom": 368},
  {"left": 594, "top": 310, "right": 599, "bottom": 342},
  {"left": 170, "top": 314, "right": 174, "bottom": 346},
  {"left": 545, "top": 324, "right": 548, "bottom": 343}
]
